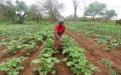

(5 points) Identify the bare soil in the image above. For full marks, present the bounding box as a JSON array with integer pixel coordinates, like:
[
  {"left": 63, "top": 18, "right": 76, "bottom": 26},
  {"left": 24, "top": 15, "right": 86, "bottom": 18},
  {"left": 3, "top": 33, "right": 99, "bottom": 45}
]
[
  {"left": 21, "top": 45, "right": 43, "bottom": 75},
  {"left": 52, "top": 53, "right": 73, "bottom": 75},
  {"left": 65, "top": 30, "right": 121, "bottom": 75}
]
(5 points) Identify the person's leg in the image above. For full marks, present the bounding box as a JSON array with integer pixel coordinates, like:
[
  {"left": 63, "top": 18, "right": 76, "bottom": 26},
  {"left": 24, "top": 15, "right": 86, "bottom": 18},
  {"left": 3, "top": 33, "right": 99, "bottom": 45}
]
[
  {"left": 54, "top": 34, "right": 59, "bottom": 50},
  {"left": 58, "top": 34, "right": 62, "bottom": 50},
  {"left": 54, "top": 33, "right": 63, "bottom": 50}
]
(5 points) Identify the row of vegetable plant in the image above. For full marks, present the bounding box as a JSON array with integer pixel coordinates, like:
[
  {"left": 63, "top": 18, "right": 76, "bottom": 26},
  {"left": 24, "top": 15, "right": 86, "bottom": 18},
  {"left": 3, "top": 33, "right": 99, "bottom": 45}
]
[
  {"left": 32, "top": 37, "right": 59, "bottom": 75},
  {"left": 62, "top": 36, "right": 95, "bottom": 75},
  {"left": 32, "top": 34, "right": 95, "bottom": 75},
  {"left": 66, "top": 22, "right": 121, "bottom": 50},
  {"left": 0, "top": 25, "right": 50, "bottom": 56},
  {"left": 0, "top": 57, "right": 25, "bottom": 75}
]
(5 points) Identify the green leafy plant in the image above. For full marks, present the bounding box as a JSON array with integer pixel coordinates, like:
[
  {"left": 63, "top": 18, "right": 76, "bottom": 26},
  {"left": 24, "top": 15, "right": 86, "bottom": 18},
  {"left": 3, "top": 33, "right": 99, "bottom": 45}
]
[
  {"left": 0, "top": 57, "right": 25, "bottom": 75},
  {"left": 66, "top": 22, "right": 121, "bottom": 51},
  {"left": 101, "top": 58, "right": 121, "bottom": 75},
  {"left": 108, "top": 39, "right": 119, "bottom": 50},
  {"left": 63, "top": 36, "right": 95, "bottom": 75},
  {"left": 32, "top": 38, "right": 59, "bottom": 75},
  {"left": 1, "top": 25, "right": 52, "bottom": 56}
]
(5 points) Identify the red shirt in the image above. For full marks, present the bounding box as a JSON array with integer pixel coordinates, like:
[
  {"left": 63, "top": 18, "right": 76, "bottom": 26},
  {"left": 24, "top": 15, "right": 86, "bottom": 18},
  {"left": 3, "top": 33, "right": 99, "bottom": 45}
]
[{"left": 54, "top": 24, "right": 65, "bottom": 34}]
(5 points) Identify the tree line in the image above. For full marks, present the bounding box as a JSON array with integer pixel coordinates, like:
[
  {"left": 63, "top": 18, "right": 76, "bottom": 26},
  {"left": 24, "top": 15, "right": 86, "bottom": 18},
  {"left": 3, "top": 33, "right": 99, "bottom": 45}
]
[
  {"left": 0, "top": 0, "right": 118, "bottom": 24},
  {"left": 67, "top": 1, "right": 117, "bottom": 22},
  {"left": 84, "top": 1, "right": 117, "bottom": 20},
  {"left": 0, "top": 0, "right": 63, "bottom": 24}
]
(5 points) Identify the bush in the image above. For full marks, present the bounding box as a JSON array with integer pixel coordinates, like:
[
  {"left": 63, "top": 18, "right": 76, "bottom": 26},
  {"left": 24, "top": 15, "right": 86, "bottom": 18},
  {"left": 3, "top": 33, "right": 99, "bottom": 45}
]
[
  {"left": 80, "top": 17, "right": 112, "bottom": 23},
  {"left": 80, "top": 17, "right": 93, "bottom": 22},
  {"left": 115, "top": 19, "right": 121, "bottom": 25}
]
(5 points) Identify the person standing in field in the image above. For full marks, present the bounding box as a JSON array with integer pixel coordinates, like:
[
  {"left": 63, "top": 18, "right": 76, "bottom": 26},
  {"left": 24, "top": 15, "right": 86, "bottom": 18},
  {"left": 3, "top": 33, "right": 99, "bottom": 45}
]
[{"left": 54, "top": 19, "right": 65, "bottom": 50}]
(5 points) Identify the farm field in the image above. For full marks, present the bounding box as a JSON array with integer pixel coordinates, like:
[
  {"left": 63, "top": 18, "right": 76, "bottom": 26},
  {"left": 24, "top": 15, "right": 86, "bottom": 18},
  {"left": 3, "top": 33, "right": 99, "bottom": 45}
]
[
  {"left": 66, "top": 22, "right": 121, "bottom": 75},
  {"left": 0, "top": 23, "right": 94, "bottom": 75},
  {"left": 0, "top": 0, "right": 121, "bottom": 75},
  {"left": 0, "top": 22, "right": 121, "bottom": 75}
]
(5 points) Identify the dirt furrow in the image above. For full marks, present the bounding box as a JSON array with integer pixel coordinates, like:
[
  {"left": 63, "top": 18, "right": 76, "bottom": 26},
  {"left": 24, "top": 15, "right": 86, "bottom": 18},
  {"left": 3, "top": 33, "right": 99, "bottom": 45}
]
[
  {"left": 52, "top": 53, "right": 73, "bottom": 75},
  {"left": 65, "top": 30, "right": 121, "bottom": 75},
  {"left": 21, "top": 44, "right": 43, "bottom": 75}
]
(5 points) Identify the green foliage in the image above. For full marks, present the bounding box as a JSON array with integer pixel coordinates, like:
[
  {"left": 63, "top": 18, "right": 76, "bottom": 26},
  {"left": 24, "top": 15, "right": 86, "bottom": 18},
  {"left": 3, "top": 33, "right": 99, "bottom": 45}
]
[
  {"left": 33, "top": 34, "right": 94, "bottom": 75},
  {"left": 66, "top": 22, "right": 121, "bottom": 50},
  {"left": 108, "top": 39, "right": 120, "bottom": 50},
  {"left": 0, "top": 57, "right": 25, "bottom": 75},
  {"left": 85, "top": 1, "right": 106, "bottom": 19},
  {"left": 101, "top": 59, "right": 121, "bottom": 75},
  {"left": 97, "top": 35, "right": 109, "bottom": 45},
  {"left": 0, "top": 0, "right": 16, "bottom": 23},
  {"left": 15, "top": 0, "right": 28, "bottom": 24},
  {"left": 0, "top": 23, "right": 95, "bottom": 75},
  {"left": 103, "top": 10, "right": 117, "bottom": 19},
  {"left": 32, "top": 38, "right": 59, "bottom": 75},
  {"left": 116, "top": 19, "right": 121, "bottom": 25},
  {"left": 16, "top": 1, "right": 27, "bottom": 12},
  {"left": 97, "top": 36, "right": 120, "bottom": 51},
  {"left": 63, "top": 36, "right": 95, "bottom": 75},
  {"left": 0, "top": 24, "right": 51, "bottom": 55}
]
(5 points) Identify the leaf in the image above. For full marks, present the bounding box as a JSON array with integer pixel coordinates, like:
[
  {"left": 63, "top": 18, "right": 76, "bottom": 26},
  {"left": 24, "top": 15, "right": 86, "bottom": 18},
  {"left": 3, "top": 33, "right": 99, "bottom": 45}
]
[
  {"left": 32, "top": 59, "right": 41, "bottom": 64},
  {"left": 67, "top": 62, "right": 72, "bottom": 66}
]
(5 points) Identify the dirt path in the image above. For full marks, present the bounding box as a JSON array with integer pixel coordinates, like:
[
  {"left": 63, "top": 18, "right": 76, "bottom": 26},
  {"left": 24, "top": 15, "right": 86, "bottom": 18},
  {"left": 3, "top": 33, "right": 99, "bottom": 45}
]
[
  {"left": 21, "top": 44, "right": 43, "bottom": 75},
  {"left": 0, "top": 46, "right": 6, "bottom": 51},
  {"left": 0, "top": 50, "right": 22, "bottom": 62},
  {"left": 51, "top": 53, "right": 73, "bottom": 75},
  {"left": 65, "top": 30, "right": 121, "bottom": 75}
]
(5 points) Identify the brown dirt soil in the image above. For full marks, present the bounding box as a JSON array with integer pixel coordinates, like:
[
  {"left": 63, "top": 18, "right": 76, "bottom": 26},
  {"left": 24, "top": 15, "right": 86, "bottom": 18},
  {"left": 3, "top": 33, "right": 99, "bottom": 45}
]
[
  {"left": 21, "top": 45, "right": 43, "bottom": 75},
  {"left": 0, "top": 50, "right": 22, "bottom": 62},
  {"left": 0, "top": 46, "right": 6, "bottom": 51},
  {"left": 65, "top": 30, "right": 121, "bottom": 75},
  {"left": 0, "top": 36, "right": 8, "bottom": 41},
  {"left": 48, "top": 53, "right": 73, "bottom": 75},
  {"left": 0, "top": 46, "right": 7, "bottom": 59},
  {"left": 54, "top": 61, "right": 73, "bottom": 75}
]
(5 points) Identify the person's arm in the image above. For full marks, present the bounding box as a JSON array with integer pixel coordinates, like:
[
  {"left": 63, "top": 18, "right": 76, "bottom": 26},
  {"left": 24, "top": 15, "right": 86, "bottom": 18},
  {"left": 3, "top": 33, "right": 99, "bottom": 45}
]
[
  {"left": 62, "top": 25, "right": 65, "bottom": 33},
  {"left": 60, "top": 26, "right": 65, "bottom": 41},
  {"left": 54, "top": 30, "right": 60, "bottom": 40}
]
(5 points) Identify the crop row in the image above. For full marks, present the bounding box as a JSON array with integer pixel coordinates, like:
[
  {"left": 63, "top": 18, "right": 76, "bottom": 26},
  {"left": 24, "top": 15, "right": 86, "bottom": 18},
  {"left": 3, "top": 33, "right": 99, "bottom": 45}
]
[
  {"left": 66, "top": 22, "right": 121, "bottom": 50},
  {"left": 33, "top": 34, "right": 95, "bottom": 75},
  {"left": 0, "top": 25, "right": 51, "bottom": 56}
]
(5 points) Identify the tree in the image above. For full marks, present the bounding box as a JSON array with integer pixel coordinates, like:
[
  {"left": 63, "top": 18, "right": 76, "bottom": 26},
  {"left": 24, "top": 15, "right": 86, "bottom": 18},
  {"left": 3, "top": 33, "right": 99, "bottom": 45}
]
[
  {"left": 15, "top": 0, "right": 27, "bottom": 24},
  {"left": 103, "top": 10, "right": 117, "bottom": 19},
  {"left": 0, "top": 2, "right": 4, "bottom": 20},
  {"left": 4, "top": 0, "right": 16, "bottom": 22},
  {"left": 84, "top": 1, "right": 106, "bottom": 19},
  {"left": 0, "top": 0, "right": 16, "bottom": 23},
  {"left": 72, "top": 0, "right": 79, "bottom": 22},
  {"left": 65, "top": 15, "right": 73, "bottom": 21},
  {"left": 28, "top": 4, "right": 38, "bottom": 22},
  {"left": 36, "top": 0, "right": 64, "bottom": 22},
  {"left": 0, "top": 0, "right": 6, "bottom": 21}
]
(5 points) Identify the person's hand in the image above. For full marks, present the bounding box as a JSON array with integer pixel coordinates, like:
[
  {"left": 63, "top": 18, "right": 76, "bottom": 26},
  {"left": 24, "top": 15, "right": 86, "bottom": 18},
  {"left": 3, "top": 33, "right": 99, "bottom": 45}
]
[
  {"left": 58, "top": 38, "right": 61, "bottom": 43},
  {"left": 57, "top": 37, "right": 60, "bottom": 40},
  {"left": 61, "top": 36, "right": 64, "bottom": 40},
  {"left": 60, "top": 38, "right": 63, "bottom": 42},
  {"left": 59, "top": 37, "right": 64, "bottom": 44}
]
